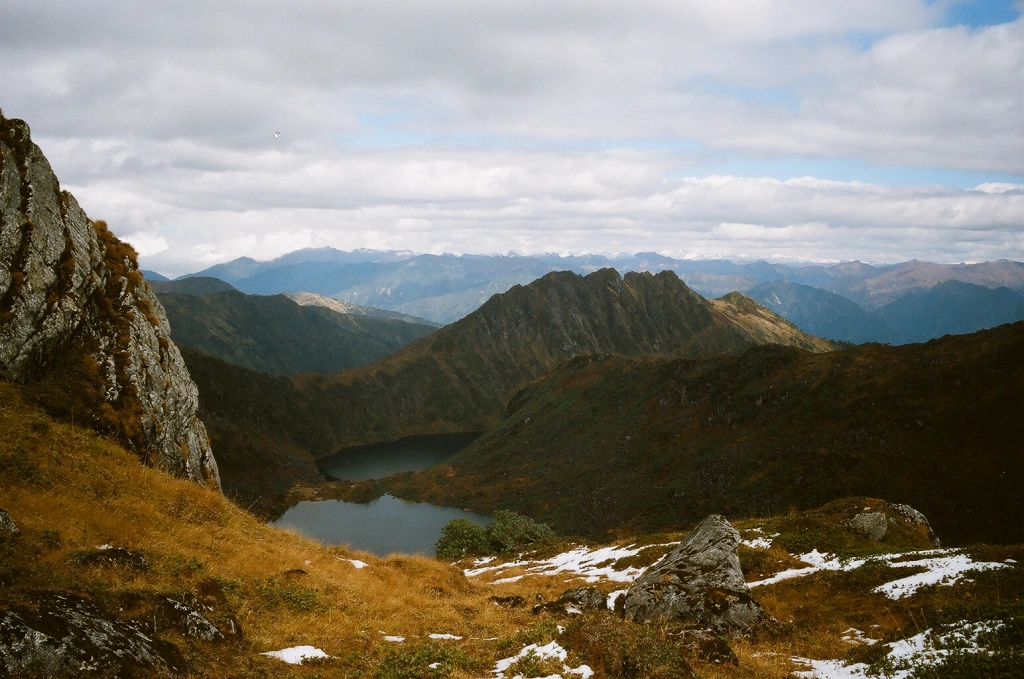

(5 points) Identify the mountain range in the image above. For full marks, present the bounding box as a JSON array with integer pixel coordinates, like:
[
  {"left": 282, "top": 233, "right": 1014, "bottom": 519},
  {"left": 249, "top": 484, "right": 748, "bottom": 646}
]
[
  {"left": 174, "top": 247, "right": 1024, "bottom": 341},
  {"left": 178, "top": 268, "right": 836, "bottom": 512},
  {"left": 747, "top": 278, "right": 1024, "bottom": 344}
]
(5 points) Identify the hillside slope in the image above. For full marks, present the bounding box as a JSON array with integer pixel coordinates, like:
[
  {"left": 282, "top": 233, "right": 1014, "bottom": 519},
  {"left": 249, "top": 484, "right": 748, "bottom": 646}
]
[
  {"left": 158, "top": 289, "right": 437, "bottom": 376},
  {"left": 287, "top": 268, "right": 839, "bottom": 451},
  {"left": 5, "top": 379, "right": 1021, "bottom": 678},
  {"left": 387, "top": 321, "right": 1024, "bottom": 545}
]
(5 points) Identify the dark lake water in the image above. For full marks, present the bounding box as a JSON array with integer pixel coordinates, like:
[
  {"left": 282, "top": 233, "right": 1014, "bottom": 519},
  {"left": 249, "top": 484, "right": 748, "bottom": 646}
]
[
  {"left": 273, "top": 495, "right": 491, "bottom": 556},
  {"left": 275, "top": 433, "right": 490, "bottom": 556},
  {"left": 316, "top": 432, "right": 482, "bottom": 481}
]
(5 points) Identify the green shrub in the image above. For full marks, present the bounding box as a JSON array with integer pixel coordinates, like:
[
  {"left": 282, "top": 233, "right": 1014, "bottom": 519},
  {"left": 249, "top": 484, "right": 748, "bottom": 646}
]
[
  {"left": 485, "top": 510, "right": 555, "bottom": 553},
  {"left": 435, "top": 511, "right": 556, "bottom": 560},
  {"left": 435, "top": 518, "right": 490, "bottom": 561}
]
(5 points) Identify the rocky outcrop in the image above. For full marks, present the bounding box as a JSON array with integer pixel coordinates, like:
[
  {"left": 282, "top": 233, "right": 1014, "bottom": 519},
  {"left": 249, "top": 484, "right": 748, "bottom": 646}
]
[
  {"left": 0, "top": 591, "right": 184, "bottom": 677},
  {"left": 847, "top": 512, "right": 889, "bottom": 541},
  {"left": 533, "top": 587, "right": 607, "bottom": 616},
  {"left": 0, "top": 510, "right": 17, "bottom": 536},
  {"left": 621, "top": 515, "right": 764, "bottom": 635},
  {"left": 0, "top": 115, "right": 218, "bottom": 488}
]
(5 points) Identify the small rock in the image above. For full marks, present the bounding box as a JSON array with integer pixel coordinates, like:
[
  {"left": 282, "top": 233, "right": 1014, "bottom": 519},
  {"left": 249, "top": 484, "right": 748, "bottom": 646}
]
[
  {"left": 157, "top": 597, "right": 225, "bottom": 642},
  {"left": 75, "top": 546, "right": 149, "bottom": 572},
  {"left": 0, "top": 510, "right": 18, "bottom": 536},
  {"left": 621, "top": 515, "right": 765, "bottom": 636},
  {"left": 847, "top": 513, "right": 888, "bottom": 541},
  {"left": 533, "top": 587, "right": 606, "bottom": 616},
  {"left": 670, "top": 629, "right": 739, "bottom": 666},
  {"left": 489, "top": 595, "right": 527, "bottom": 609},
  {"left": 890, "top": 503, "right": 940, "bottom": 545}
]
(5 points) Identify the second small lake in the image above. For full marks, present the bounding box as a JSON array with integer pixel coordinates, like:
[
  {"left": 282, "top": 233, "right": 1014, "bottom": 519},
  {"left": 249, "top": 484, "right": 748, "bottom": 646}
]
[{"left": 273, "top": 495, "right": 491, "bottom": 557}]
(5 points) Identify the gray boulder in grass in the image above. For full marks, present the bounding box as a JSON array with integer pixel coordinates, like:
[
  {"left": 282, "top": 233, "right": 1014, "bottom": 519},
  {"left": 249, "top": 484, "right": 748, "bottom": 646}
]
[
  {"left": 0, "top": 510, "right": 17, "bottom": 536},
  {"left": 621, "top": 514, "right": 764, "bottom": 635}
]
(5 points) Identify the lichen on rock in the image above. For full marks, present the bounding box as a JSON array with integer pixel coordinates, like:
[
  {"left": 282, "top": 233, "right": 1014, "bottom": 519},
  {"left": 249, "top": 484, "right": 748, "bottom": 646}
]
[
  {"left": 621, "top": 514, "right": 765, "bottom": 635},
  {"left": 0, "top": 114, "right": 219, "bottom": 488}
]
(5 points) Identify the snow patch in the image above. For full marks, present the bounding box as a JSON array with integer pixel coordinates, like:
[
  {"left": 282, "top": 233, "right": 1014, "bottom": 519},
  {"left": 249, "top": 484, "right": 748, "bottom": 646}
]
[
  {"left": 261, "top": 646, "right": 330, "bottom": 665},
  {"left": 749, "top": 548, "right": 1007, "bottom": 598},
  {"left": 791, "top": 620, "right": 1004, "bottom": 679},
  {"left": 339, "top": 558, "right": 368, "bottom": 569},
  {"left": 606, "top": 589, "right": 627, "bottom": 610},
  {"left": 491, "top": 641, "right": 593, "bottom": 679},
  {"left": 465, "top": 542, "right": 678, "bottom": 585},
  {"left": 428, "top": 633, "right": 463, "bottom": 640},
  {"left": 874, "top": 553, "right": 1009, "bottom": 599}
]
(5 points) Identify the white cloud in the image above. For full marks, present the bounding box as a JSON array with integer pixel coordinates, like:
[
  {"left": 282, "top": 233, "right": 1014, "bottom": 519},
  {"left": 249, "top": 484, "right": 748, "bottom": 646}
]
[{"left": 1, "top": 1, "right": 1021, "bottom": 273}]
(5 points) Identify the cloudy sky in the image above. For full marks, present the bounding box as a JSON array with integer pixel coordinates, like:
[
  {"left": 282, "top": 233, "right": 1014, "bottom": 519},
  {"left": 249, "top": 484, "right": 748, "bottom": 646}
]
[{"left": 2, "top": 0, "right": 1022, "bottom": 275}]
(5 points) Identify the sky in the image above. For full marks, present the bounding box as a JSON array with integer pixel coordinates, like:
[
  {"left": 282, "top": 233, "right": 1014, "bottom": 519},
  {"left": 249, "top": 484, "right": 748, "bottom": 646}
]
[{"left": 1, "top": 0, "right": 1022, "bottom": 276}]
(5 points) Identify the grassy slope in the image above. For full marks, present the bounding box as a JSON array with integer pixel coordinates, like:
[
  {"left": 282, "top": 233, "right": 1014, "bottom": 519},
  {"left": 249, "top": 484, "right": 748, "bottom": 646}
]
[{"left": 386, "top": 322, "right": 1024, "bottom": 545}]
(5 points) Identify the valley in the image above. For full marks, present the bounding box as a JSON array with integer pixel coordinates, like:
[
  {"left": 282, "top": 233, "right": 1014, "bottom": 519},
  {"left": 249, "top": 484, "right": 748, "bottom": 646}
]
[{"left": 2, "top": 110, "right": 1023, "bottom": 678}]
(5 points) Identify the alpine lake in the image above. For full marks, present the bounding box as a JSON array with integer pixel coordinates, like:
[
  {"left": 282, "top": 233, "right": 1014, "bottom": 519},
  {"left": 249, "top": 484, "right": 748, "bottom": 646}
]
[{"left": 272, "top": 433, "right": 491, "bottom": 557}]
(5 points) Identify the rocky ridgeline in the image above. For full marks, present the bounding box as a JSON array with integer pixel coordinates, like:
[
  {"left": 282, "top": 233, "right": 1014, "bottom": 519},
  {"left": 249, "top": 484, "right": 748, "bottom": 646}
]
[{"left": 0, "top": 114, "right": 218, "bottom": 487}]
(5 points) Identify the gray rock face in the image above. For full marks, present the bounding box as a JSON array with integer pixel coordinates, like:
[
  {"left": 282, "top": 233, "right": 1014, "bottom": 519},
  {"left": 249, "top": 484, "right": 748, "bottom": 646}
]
[
  {"left": 0, "top": 510, "right": 17, "bottom": 536},
  {"left": 533, "top": 586, "right": 606, "bottom": 616},
  {"left": 848, "top": 512, "right": 888, "bottom": 541},
  {"left": 891, "top": 502, "right": 940, "bottom": 546},
  {"left": 621, "top": 515, "right": 764, "bottom": 635},
  {"left": 0, "top": 116, "right": 218, "bottom": 488},
  {"left": 0, "top": 591, "right": 182, "bottom": 677}
]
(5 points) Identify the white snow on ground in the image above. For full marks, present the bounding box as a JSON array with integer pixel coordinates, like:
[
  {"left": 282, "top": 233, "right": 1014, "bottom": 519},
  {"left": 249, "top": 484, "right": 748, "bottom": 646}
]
[
  {"left": 841, "top": 628, "right": 878, "bottom": 645},
  {"left": 428, "top": 633, "right": 463, "bottom": 640},
  {"left": 741, "top": 537, "right": 774, "bottom": 549},
  {"left": 340, "top": 558, "right": 368, "bottom": 569},
  {"left": 874, "top": 553, "right": 1010, "bottom": 599},
  {"left": 491, "top": 641, "right": 594, "bottom": 679},
  {"left": 606, "top": 589, "right": 627, "bottom": 610},
  {"left": 791, "top": 620, "right": 1004, "bottom": 679},
  {"left": 464, "top": 542, "right": 678, "bottom": 584},
  {"left": 260, "top": 646, "right": 330, "bottom": 664},
  {"left": 379, "top": 631, "right": 405, "bottom": 642},
  {"left": 748, "top": 548, "right": 1007, "bottom": 598},
  {"left": 748, "top": 550, "right": 867, "bottom": 587}
]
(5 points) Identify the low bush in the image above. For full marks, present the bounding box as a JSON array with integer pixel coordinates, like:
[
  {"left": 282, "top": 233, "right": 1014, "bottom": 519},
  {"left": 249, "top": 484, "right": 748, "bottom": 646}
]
[{"left": 435, "top": 510, "right": 555, "bottom": 560}]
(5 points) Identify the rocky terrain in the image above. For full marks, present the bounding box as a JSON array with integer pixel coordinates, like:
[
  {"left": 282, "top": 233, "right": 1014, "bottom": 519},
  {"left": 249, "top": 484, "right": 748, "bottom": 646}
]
[
  {"left": 0, "top": 114, "right": 217, "bottom": 487},
  {"left": 386, "top": 321, "right": 1024, "bottom": 545}
]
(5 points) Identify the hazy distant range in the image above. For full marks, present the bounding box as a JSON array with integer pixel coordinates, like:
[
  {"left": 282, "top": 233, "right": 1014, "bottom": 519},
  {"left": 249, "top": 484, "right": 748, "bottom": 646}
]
[{"left": 147, "top": 248, "right": 1024, "bottom": 344}]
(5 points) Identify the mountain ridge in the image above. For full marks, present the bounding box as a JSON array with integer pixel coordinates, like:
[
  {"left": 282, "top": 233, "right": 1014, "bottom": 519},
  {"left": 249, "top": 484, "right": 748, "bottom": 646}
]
[{"left": 385, "top": 320, "right": 1024, "bottom": 545}]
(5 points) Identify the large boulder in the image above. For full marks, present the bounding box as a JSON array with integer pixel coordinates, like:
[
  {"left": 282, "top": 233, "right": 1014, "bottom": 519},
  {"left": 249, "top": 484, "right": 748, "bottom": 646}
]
[
  {"left": 0, "top": 115, "right": 218, "bottom": 488},
  {"left": 620, "top": 514, "right": 764, "bottom": 635},
  {"left": 0, "top": 591, "right": 183, "bottom": 677}
]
